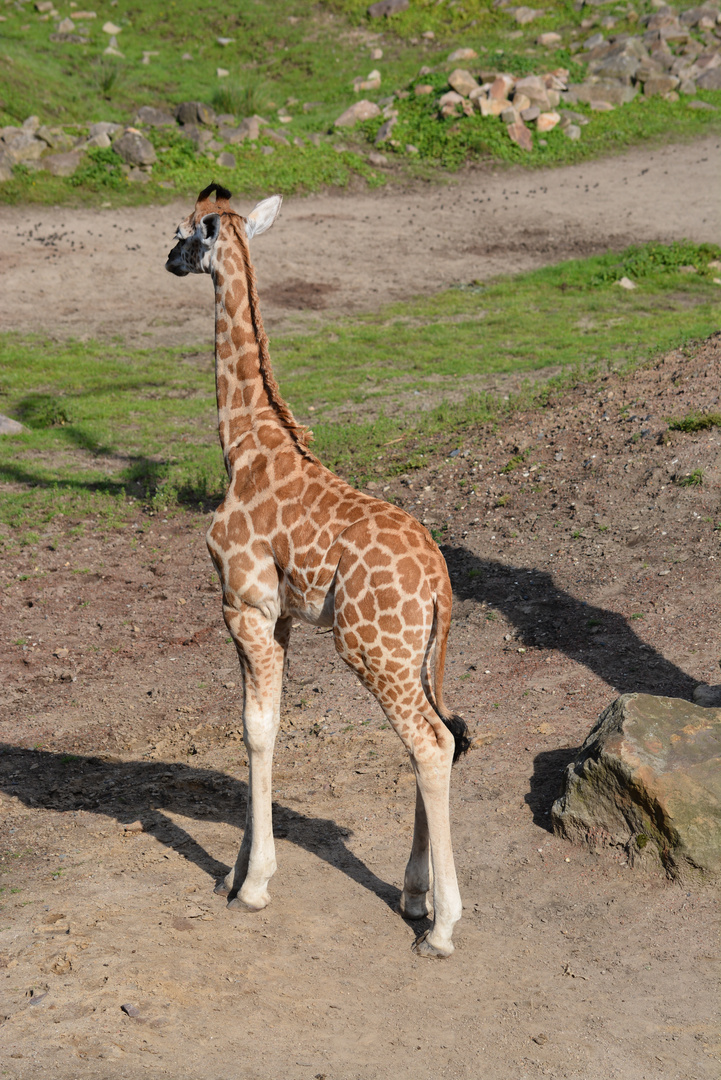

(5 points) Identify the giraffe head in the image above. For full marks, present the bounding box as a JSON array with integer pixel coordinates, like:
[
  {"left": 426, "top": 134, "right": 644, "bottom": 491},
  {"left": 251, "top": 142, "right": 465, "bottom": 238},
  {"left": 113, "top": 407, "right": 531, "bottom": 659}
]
[{"left": 165, "top": 182, "right": 282, "bottom": 277}]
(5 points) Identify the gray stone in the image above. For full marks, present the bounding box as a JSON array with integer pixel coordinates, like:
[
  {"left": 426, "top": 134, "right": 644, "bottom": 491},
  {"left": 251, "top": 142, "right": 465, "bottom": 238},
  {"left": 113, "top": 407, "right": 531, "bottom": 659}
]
[
  {"left": 570, "top": 79, "right": 638, "bottom": 105},
  {"left": 41, "top": 150, "right": 84, "bottom": 176},
  {"left": 559, "top": 108, "right": 590, "bottom": 126},
  {"left": 0, "top": 414, "right": 23, "bottom": 435},
  {"left": 207, "top": 138, "right": 225, "bottom": 152},
  {"left": 175, "top": 101, "right": 216, "bottom": 127},
  {"left": 57, "top": 16, "right": 75, "bottom": 32},
  {"left": 125, "top": 166, "right": 151, "bottom": 183},
  {"left": 374, "top": 116, "right": 397, "bottom": 144},
  {"left": 643, "top": 73, "right": 680, "bottom": 95},
  {"left": 264, "top": 128, "right": 290, "bottom": 146},
  {"left": 2, "top": 130, "right": 44, "bottom": 164},
  {"left": 590, "top": 52, "right": 641, "bottom": 82},
  {"left": 564, "top": 122, "right": 582, "bottom": 140},
  {"left": 113, "top": 131, "right": 156, "bottom": 166},
  {"left": 368, "top": 150, "right": 388, "bottom": 165},
  {"left": 520, "top": 104, "right": 540, "bottom": 121},
  {"left": 694, "top": 684, "right": 721, "bottom": 708},
  {"left": 134, "top": 106, "right": 176, "bottom": 127},
  {"left": 36, "top": 125, "right": 73, "bottom": 151},
  {"left": 584, "top": 32, "right": 606, "bottom": 49},
  {"left": 679, "top": 79, "right": 698, "bottom": 94},
  {"left": 84, "top": 132, "right": 111, "bottom": 149},
  {"left": 698, "top": 66, "right": 721, "bottom": 89},
  {"left": 260, "top": 145, "right": 275, "bottom": 155},
  {"left": 88, "top": 121, "right": 122, "bottom": 139},
  {"left": 334, "top": 100, "right": 381, "bottom": 127},
  {"left": 368, "top": 0, "right": 408, "bottom": 15},
  {"left": 0, "top": 150, "right": 13, "bottom": 182},
  {"left": 513, "top": 6, "right": 542, "bottom": 24},
  {"left": 552, "top": 694, "right": 721, "bottom": 880},
  {"left": 687, "top": 98, "right": 718, "bottom": 109},
  {"left": 217, "top": 151, "right": 236, "bottom": 169},
  {"left": 514, "top": 75, "right": 552, "bottom": 110}
]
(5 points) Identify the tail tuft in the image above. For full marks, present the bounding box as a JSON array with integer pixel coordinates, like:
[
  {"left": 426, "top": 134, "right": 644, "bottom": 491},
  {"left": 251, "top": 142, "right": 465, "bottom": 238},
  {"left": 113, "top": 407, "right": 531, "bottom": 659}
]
[{"left": 441, "top": 713, "right": 471, "bottom": 764}]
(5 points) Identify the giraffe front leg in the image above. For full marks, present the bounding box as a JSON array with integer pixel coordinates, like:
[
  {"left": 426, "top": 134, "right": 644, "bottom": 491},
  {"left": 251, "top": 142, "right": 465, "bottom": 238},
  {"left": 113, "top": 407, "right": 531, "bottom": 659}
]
[
  {"left": 219, "top": 602, "right": 284, "bottom": 912},
  {"left": 400, "top": 781, "right": 434, "bottom": 920}
]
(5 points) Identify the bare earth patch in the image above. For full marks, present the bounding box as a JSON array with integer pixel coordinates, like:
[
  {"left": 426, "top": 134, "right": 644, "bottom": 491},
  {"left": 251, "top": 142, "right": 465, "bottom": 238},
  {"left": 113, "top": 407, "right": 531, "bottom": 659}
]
[{"left": 1, "top": 337, "right": 719, "bottom": 1079}]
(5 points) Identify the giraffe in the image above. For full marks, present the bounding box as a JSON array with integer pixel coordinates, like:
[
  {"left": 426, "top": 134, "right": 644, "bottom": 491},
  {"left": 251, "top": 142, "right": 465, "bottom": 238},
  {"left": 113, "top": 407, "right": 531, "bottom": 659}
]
[{"left": 165, "top": 183, "right": 471, "bottom": 957}]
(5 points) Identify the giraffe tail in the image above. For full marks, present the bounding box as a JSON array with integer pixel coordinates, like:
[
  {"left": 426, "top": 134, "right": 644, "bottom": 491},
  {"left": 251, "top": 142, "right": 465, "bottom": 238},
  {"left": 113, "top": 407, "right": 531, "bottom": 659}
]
[{"left": 429, "top": 587, "right": 471, "bottom": 764}]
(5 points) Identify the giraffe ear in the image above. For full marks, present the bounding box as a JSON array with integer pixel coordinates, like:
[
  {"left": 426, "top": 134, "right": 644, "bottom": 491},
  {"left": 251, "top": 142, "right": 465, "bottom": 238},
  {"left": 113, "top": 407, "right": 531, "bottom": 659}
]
[
  {"left": 245, "top": 195, "right": 282, "bottom": 240},
  {"left": 199, "top": 213, "right": 221, "bottom": 247}
]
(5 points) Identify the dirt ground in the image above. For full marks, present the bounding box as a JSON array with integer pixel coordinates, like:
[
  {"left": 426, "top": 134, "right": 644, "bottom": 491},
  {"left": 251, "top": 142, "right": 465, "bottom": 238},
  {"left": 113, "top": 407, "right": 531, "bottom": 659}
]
[
  {"left": 0, "top": 135, "right": 719, "bottom": 347},
  {"left": 1, "top": 312, "right": 720, "bottom": 1079}
]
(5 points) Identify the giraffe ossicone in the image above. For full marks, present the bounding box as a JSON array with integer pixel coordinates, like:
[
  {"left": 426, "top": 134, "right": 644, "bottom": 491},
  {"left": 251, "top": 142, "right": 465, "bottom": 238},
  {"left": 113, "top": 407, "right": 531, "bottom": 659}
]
[{"left": 166, "top": 183, "right": 471, "bottom": 957}]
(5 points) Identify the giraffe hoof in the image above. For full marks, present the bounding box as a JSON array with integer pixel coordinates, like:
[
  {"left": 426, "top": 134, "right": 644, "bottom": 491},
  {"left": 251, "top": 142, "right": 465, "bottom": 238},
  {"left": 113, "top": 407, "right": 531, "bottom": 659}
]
[
  {"left": 227, "top": 892, "right": 269, "bottom": 913},
  {"left": 411, "top": 930, "right": 453, "bottom": 959},
  {"left": 214, "top": 879, "right": 231, "bottom": 896}
]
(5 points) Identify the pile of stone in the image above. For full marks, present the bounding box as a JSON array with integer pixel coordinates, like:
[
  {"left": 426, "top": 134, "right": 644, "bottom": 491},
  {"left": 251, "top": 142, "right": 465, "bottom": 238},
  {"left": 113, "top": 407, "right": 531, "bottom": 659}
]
[
  {"left": 437, "top": 67, "right": 573, "bottom": 149},
  {"left": 0, "top": 99, "right": 319, "bottom": 183}
]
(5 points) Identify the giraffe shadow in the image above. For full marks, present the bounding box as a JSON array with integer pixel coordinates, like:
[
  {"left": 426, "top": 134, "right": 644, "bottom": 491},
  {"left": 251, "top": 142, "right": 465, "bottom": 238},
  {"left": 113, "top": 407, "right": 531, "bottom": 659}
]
[
  {"left": 0, "top": 744, "right": 401, "bottom": 911},
  {"left": 442, "top": 548, "right": 697, "bottom": 699}
]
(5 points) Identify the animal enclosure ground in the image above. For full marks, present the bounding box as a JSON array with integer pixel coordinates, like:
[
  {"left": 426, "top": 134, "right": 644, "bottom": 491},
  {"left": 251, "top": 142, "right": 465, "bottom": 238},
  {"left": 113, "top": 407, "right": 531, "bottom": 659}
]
[{"left": 1, "top": 337, "right": 719, "bottom": 1080}]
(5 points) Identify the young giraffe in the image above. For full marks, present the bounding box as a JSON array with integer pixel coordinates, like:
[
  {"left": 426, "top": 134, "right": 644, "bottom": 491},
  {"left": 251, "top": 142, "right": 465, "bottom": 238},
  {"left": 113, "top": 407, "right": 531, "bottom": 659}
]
[{"left": 166, "top": 183, "right": 470, "bottom": 957}]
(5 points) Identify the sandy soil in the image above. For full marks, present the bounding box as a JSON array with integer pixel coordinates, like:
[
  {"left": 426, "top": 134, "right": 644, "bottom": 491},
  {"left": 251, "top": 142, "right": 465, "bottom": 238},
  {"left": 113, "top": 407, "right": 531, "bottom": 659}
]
[
  {"left": 1, "top": 334, "right": 719, "bottom": 1080},
  {"left": 0, "top": 136, "right": 719, "bottom": 347}
]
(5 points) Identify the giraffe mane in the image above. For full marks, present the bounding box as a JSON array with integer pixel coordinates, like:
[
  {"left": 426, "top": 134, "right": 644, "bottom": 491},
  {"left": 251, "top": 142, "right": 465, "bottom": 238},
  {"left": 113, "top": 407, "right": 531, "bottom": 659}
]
[{"left": 226, "top": 214, "right": 318, "bottom": 459}]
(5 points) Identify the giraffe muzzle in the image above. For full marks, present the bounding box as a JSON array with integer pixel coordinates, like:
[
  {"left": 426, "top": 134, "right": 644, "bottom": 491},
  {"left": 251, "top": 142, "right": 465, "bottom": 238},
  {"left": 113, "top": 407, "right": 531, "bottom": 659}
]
[{"left": 165, "top": 242, "right": 189, "bottom": 277}]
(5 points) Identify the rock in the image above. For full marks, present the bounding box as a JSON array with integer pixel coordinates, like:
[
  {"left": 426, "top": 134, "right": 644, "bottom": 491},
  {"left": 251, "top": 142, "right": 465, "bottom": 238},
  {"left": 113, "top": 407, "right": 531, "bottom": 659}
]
[
  {"left": 175, "top": 101, "right": 215, "bottom": 126},
  {"left": 687, "top": 98, "right": 718, "bottom": 109},
  {"left": 490, "top": 74, "right": 516, "bottom": 100},
  {"left": 207, "top": 138, "right": 225, "bottom": 152},
  {"left": 232, "top": 116, "right": 261, "bottom": 142},
  {"left": 123, "top": 820, "right": 144, "bottom": 834},
  {"left": 479, "top": 97, "right": 509, "bottom": 117},
  {"left": 102, "top": 20, "right": 121, "bottom": 34},
  {"left": 36, "top": 1, "right": 54, "bottom": 10},
  {"left": 406, "top": 143, "right": 419, "bottom": 153},
  {"left": 260, "top": 145, "right": 274, "bottom": 155},
  {"left": 694, "top": 684, "right": 721, "bottom": 708},
  {"left": 537, "top": 31, "right": 561, "bottom": 45},
  {"left": 88, "top": 121, "right": 122, "bottom": 139},
  {"left": 217, "top": 151, "right": 236, "bottom": 168},
  {"left": 368, "top": 0, "right": 408, "bottom": 15},
  {"left": 447, "top": 48, "right": 478, "bottom": 62},
  {"left": 121, "top": 1003, "right": 141, "bottom": 1017},
  {"left": 513, "top": 7, "right": 543, "bottom": 24},
  {"left": 264, "top": 128, "right": 290, "bottom": 146},
  {"left": 448, "top": 68, "right": 479, "bottom": 96},
  {"left": 415, "top": 83, "right": 434, "bottom": 95},
  {"left": 439, "top": 90, "right": 464, "bottom": 108},
  {"left": 41, "top": 150, "right": 84, "bottom": 176},
  {"left": 570, "top": 79, "right": 638, "bottom": 105},
  {"left": 2, "top": 131, "right": 44, "bottom": 164},
  {"left": 0, "top": 414, "right": 23, "bottom": 435},
  {"left": 520, "top": 104, "right": 540, "bottom": 121},
  {"left": 698, "top": 66, "right": 721, "bottom": 89},
  {"left": 559, "top": 108, "right": 589, "bottom": 127},
  {"left": 644, "top": 73, "right": 680, "bottom": 95},
  {"left": 507, "top": 118, "right": 533, "bottom": 151},
  {"left": 217, "top": 36, "right": 234, "bottom": 46},
  {"left": 370, "top": 47, "right": 383, "bottom": 60},
  {"left": 217, "top": 68, "right": 229, "bottom": 79},
  {"left": 501, "top": 105, "right": 520, "bottom": 124},
  {"left": 134, "top": 106, "right": 175, "bottom": 127},
  {"left": 536, "top": 110, "right": 560, "bottom": 131},
  {"left": 591, "top": 52, "right": 642, "bottom": 83},
  {"left": 57, "top": 17, "right": 75, "bottom": 32},
  {"left": 564, "top": 122, "right": 582, "bottom": 140},
  {"left": 353, "top": 69, "right": 382, "bottom": 92},
  {"left": 552, "top": 694, "right": 721, "bottom": 880},
  {"left": 334, "top": 100, "right": 381, "bottom": 126},
  {"left": 374, "top": 116, "right": 397, "bottom": 143},
  {"left": 113, "top": 131, "right": 156, "bottom": 167},
  {"left": 513, "top": 75, "right": 551, "bottom": 109},
  {"left": 584, "top": 32, "right": 606, "bottom": 49},
  {"left": 590, "top": 100, "right": 615, "bottom": 111},
  {"left": 679, "top": 79, "right": 697, "bottom": 95},
  {"left": 368, "top": 150, "right": 388, "bottom": 165},
  {"left": 36, "top": 125, "right": 73, "bottom": 151},
  {"left": 616, "top": 276, "right": 637, "bottom": 289}
]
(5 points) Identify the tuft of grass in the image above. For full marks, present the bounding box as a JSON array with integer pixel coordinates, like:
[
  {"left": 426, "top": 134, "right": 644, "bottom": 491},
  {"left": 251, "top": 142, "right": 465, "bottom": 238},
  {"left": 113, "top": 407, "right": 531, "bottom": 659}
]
[
  {"left": 591, "top": 241, "right": 721, "bottom": 287},
  {"left": 667, "top": 412, "right": 721, "bottom": 433},
  {"left": 675, "top": 469, "right": 704, "bottom": 487}
]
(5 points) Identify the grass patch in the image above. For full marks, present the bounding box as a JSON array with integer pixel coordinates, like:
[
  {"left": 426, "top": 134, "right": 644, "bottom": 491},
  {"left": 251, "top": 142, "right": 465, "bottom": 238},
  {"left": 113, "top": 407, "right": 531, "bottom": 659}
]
[
  {"left": 667, "top": 412, "right": 721, "bottom": 433},
  {"left": 0, "top": 242, "right": 719, "bottom": 534}
]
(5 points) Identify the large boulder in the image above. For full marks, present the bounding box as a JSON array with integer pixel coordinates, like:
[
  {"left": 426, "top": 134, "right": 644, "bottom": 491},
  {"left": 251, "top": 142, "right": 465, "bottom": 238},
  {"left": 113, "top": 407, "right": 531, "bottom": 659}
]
[
  {"left": 112, "top": 130, "right": 157, "bottom": 166},
  {"left": 552, "top": 694, "right": 721, "bottom": 880},
  {"left": 41, "top": 150, "right": 84, "bottom": 177}
]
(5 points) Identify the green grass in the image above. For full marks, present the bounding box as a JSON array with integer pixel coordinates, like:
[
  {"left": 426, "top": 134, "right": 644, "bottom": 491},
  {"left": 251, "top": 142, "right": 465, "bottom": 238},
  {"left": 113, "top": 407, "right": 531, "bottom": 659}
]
[
  {"left": 675, "top": 469, "right": 705, "bottom": 487},
  {"left": 668, "top": 412, "right": 721, "bottom": 433},
  {"left": 0, "top": 0, "right": 719, "bottom": 204},
  {"left": 0, "top": 241, "right": 719, "bottom": 538}
]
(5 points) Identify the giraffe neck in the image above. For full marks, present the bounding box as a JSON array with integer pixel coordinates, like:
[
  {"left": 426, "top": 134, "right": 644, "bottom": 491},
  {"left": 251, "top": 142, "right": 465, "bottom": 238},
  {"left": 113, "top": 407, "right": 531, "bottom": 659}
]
[{"left": 212, "top": 216, "right": 311, "bottom": 468}]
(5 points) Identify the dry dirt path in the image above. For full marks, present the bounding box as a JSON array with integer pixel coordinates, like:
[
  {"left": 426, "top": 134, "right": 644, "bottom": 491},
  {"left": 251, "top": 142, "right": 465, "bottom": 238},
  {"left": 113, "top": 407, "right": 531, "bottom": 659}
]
[{"left": 1, "top": 136, "right": 719, "bottom": 348}]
